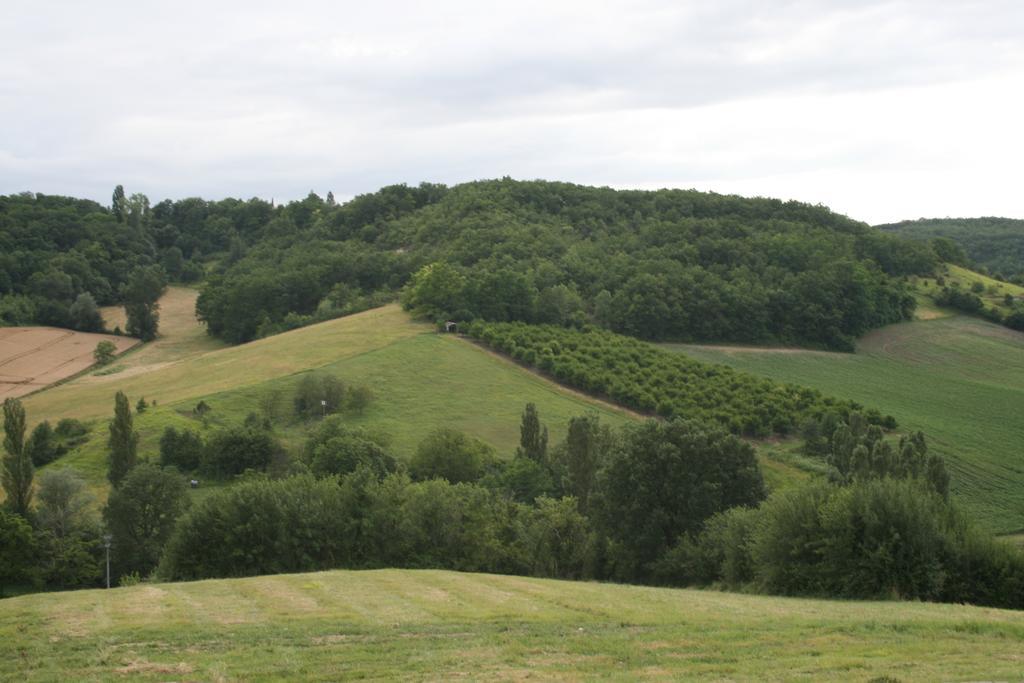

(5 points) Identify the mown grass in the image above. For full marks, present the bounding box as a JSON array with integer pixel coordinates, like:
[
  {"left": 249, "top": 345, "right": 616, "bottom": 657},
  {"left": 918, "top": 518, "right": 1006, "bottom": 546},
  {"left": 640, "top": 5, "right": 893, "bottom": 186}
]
[
  {"left": 672, "top": 315, "right": 1024, "bottom": 534},
  {"left": 2, "top": 568, "right": 1023, "bottom": 681}
]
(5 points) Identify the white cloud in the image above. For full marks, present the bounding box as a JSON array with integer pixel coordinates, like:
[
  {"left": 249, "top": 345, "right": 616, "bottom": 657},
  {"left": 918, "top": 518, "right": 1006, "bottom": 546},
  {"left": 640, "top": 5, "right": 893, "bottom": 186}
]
[{"left": 0, "top": 0, "right": 1022, "bottom": 222}]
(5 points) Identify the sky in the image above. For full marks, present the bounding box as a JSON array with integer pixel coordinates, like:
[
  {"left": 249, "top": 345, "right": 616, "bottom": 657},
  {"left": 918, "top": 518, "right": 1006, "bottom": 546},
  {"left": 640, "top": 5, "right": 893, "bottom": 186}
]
[{"left": 2, "top": 0, "right": 1023, "bottom": 224}]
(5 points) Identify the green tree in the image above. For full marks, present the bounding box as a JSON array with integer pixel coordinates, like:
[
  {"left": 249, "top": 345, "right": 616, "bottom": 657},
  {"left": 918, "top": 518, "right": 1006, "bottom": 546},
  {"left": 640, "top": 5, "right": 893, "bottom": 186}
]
[
  {"left": 159, "top": 426, "right": 204, "bottom": 471},
  {"left": 410, "top": 428, "right": 494, "bottom": 484},
  {"left": 560, "top": 414, "right": 611, "bottom": 513},
  {"left": 517, "top": 403, "right": 548, "bottom": 464},
  {"left": 293, "top": 373, "right": 346, "bottom": 419},
  {"left": 35, "top": 468, "right": 102, "bottom": 589},
  {"left": 597, "top": 419, "right": 766, "bottom": 582},
  {"left": 345, "top": 385, "right": 374, "bottom": 415},
  {"left": 2, "top": 398, "right": 33, "bottom": 516},
  {"left": 0, "top": 509, "right": 37, "bottom": 596},
  {"left": 107, "top": 391, "right": 138, "bottom": 487},
  {"left": 522, "top": 497, "right": 591, "bottom": 578},
  {"left": 126, "top": 192, "right": 150, "bottom": 229},
  {"left": 202, "top": 424, "right": 280, "bottom": 478},
  {"left": 304, "top": 417, "right": 396, "bottom": 479},
  {"left": 104, "top": 463, "right": 189, "bottom": 579},
  {"left": 400, "top": 262, "right": 467, "bottom": 320},
  {"left": 25, "top": 420, "right": 59, "bottom": 467},
  {"left": 93, "top": 340, "right": 117, "bottom": 365},
  {"left": 69, "top": 292, "right": 104, "bottom": 332},
  {"left": 122, "top": 265, "right": 167, "bottom": 341},
  {"left": 111, "top": 184, "right": 126, "bottom": 223}
]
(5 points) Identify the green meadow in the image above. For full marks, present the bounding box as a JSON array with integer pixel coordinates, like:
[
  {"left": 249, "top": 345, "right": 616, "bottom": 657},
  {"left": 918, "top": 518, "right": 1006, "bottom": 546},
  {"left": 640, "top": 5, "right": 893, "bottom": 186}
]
[
  {"left": 3, "top": 568, "right": 1023, "bottom": 681},
  {"left": 671, "top": 315, "right": 1024, "bottom": 534},
  {"left": 24, "top": 296, "right": 634, "bottom": 497}
]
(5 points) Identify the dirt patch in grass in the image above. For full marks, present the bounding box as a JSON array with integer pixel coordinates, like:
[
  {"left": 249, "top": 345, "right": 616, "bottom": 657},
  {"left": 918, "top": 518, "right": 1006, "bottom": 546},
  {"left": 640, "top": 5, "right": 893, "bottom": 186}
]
[{"left": 114, "top": 659, "right": 194, "bottom": 675}]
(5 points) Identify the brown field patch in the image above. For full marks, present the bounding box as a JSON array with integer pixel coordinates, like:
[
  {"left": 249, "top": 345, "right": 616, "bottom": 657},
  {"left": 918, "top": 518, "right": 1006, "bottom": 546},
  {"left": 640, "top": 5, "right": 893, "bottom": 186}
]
[{"left": 0, "top": 327, "right": 137, "bottom": 400}]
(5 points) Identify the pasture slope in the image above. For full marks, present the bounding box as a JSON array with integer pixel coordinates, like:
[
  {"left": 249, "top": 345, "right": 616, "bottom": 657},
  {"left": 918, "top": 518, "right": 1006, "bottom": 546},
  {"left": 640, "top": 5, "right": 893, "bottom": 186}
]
[
  {"left": 3, "top": 568, "right": 1023, "bottom": 681},
  {"left": 672, "top": 315, "right": 1024, "bottom": 535},
  {"left": 23, "top": 292, "right": 635, "bottom": 493}
]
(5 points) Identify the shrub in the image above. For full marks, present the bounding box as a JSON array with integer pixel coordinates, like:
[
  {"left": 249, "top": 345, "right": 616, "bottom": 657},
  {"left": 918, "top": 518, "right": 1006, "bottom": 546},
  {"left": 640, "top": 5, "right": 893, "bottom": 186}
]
[
  {"left": 410, "top": 428, "right": 496, "bottom": 484},
  {"left": 294, "top": 373, "right": 346, "bottom": 419},
  {"left": 93, "top": 340, "right": 117, "bottom": 365},
  {"left": 304, "top": 416, "right": 396, "bottom": 479},
  {"left": 202, "top": 425, "right": 281, "bottom": 478},
  {"left": 159, "top": 427, "right": 204, "bottom": 472}
]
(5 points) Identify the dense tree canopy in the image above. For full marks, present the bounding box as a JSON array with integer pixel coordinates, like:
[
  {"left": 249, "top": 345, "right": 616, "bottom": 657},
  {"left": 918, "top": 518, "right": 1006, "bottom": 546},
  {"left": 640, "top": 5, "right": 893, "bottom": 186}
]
[
  {"left": 878, "top": 217, "right": 1024, "bottom": 281},
  {"left": 197, "top": 179, "right": 927, "bottom": 349}
]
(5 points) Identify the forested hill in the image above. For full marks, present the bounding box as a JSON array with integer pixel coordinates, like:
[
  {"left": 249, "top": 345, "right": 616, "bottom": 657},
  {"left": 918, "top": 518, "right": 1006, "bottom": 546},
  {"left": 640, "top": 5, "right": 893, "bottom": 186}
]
[
  {"left": 1, "top": 181, "right": 939, "bottom": 350},
  {"left": 197, "top": 179, "right": 935, "bottom": 350},
  {"left": 877, "top": 217, "right": 1024, "bottom": 282}
]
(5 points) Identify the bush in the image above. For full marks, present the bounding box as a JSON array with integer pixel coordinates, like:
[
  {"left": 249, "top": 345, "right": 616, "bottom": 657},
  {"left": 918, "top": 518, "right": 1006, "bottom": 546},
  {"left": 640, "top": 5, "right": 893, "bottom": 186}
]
[
  {"left": 304, "top": 416, "right": 396, "bottom": 479},
  {"left": 293, "top": 373, "right": 346, "bottom": 419},
  {"left": 410, "top": 428, "right": 496, "bottom": 484},
  {"left": 93, "top": 340, "right": 117, "bottom": 365},
  {"left": 25, "top": 420, "right": 62, "bottom": 467},
  {"left": 202, "top": 425, "right": 281, "bottom": 478},
  {"left": 747, "top": 478, "right": 1024, "bottom": 607},
  {"left": 655, "top": 505, "right": 759, "bottom": 587},
  {"left": 159, "top": 426, "right": 204, "bottom": 471}
]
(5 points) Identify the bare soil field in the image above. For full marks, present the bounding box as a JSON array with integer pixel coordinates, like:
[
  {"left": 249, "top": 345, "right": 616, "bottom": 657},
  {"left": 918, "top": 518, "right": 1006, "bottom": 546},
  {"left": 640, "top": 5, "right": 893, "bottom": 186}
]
[{"left": 0, "top": 327, "right": 137, "bottom": 400}]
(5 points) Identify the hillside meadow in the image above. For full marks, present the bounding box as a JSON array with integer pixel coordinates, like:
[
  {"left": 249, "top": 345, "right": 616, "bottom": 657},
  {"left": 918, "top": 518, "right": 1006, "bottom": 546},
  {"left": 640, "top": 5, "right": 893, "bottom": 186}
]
[
  {"left": 17, "top": 289, "right": 821, "bottom": 502},
  {"left": 20, "top": 294, "right": 644, "bottom": 498},
  {"left": 672, "top": 315, "right": 1024, "bottom": 535},
  {"left": 2, "top": 568, "right": 1024, "bottom": 681}
]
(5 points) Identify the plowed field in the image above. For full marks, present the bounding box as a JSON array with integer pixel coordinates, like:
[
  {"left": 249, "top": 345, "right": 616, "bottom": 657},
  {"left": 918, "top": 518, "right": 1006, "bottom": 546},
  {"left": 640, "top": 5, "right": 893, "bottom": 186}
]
[{"left": 0, "top": 327, "right": 137, "bottom": 400}]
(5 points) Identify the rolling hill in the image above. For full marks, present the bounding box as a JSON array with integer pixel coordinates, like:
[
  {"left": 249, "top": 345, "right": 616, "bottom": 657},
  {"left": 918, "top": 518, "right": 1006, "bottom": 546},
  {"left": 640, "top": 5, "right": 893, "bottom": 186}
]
[
  {"left": 878, "top": 216, "right": 1024, "bottom": 279},
  {"left": 22, "top": 290, "right": 636, "bottom": 495},
  {"left": 671, "top": 314, "right": 1024, "bottom": 535},
  {"left": 3, "top": 568, "right": 1023, "bottom": 681}
]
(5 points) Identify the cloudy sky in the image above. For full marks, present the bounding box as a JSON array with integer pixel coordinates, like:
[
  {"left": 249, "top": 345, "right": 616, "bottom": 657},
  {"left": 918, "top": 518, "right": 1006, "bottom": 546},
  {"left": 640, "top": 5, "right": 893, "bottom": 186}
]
[{"left": 2, "top": 0, "right": 1022, "bottom": 224}]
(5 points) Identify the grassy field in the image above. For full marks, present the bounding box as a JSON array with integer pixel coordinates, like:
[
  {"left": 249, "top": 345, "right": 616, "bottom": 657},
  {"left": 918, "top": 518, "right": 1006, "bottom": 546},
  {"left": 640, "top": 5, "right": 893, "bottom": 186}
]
[
  {"left": 912, "top": 263, "right": 1024, "bottom": 317},
  {"left": 3, "top": 568, "right": 1023, "bottom": 681},
  {"left": 24, "top": 294, "right": 643, "bottom": 498},
  {"left": 671, "top": 315, "right": 1024, "bottom": 534}
]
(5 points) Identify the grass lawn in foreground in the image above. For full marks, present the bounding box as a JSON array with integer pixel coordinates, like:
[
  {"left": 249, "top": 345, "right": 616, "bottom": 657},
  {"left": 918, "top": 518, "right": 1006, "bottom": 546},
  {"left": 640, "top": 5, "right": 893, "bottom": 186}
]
[{"left": 2, "top": 568, "right": 1023, "bottom": 681}]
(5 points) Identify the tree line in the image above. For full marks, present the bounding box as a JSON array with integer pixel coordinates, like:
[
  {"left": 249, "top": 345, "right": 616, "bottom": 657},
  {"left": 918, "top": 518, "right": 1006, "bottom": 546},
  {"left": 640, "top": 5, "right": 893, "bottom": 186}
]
[{"left": 3, "top": 392, "right": 1021, "bottom": 609}]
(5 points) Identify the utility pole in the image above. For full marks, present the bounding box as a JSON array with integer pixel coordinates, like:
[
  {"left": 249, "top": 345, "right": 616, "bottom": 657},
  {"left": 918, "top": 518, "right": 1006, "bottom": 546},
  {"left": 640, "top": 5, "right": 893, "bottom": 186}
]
[{"left": 103, "top": 534, "right": 112, "bottom": 588}]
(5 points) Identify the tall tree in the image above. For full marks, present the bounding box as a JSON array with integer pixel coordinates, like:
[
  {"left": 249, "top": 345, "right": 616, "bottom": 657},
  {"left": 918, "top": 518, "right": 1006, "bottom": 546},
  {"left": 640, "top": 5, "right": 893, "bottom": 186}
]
[
  {"left": 111, "top": 184, "right": 126, "bottom": 223},
  {"left": 126, "top": 192, "right": 150, "bottom": 229},
  {"left": 68, "top": 292, "right": 104, "bottom": 332},
  {"left": 35, "top": 468, "right": 101, "bottom": 589},
  {"left": 1, "top": 398, "right": 33, "bottom": 516},
  {"left": 107, "top": 391, "right": 138, "bottom": 487},
  {"left": 0, "top": 509, "right": 36, "bottom": 596},
  {"left": 122, "top": 265, "right": 167, "bottom": 341},
  {"left": 517, "top": 403, "right": 548, "bottom": 464},
  {"left": 563, "top": 414, "right": 610, "bottom": 513},
  {"left": 104, "top": 463, "right": 189, "bottom": 579}
]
